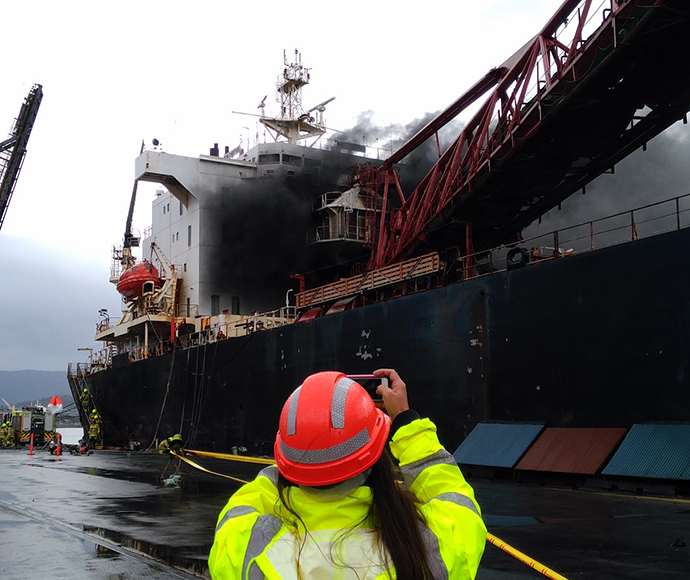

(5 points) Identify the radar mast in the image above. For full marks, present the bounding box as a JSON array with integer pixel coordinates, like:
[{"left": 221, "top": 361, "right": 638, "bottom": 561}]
[{"left": 260, "top": 49, "right": 334, "bottom": 145}]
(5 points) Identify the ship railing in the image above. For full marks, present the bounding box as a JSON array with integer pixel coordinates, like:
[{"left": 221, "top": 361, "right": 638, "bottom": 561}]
[
  {"left": 313, "top": 191, "right": 344, "bottom": 211},
  {"left": 462, "top": 192, "right": 690, "bottom": 281},
  {"left": 175, "top": 303, "right": 200, "bottom": 318},
  {"left": 296, "top": 192, "right": 690, "bottom": 308},
  {"left": 521, "top": 192, "right": 690, "bottom": 258},
  {"left": 165, "top": 307, "right": 297, "bottom": 349},
  {"left": 297, "top": 253, "right": 442, "bottom": 308},
  {"left": 310, "top": 223, "right": 368, "bottom": 244},
  {"left": 226, "top": 307, "right": 297, "bottom": 336},
  {"left": 96, "top": 319, "right": 114, "bottom": 334}
]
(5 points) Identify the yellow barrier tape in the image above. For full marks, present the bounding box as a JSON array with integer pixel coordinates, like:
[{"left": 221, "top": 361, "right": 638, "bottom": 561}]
[
  {"left": 181, "top": 449, "right": 570, "bottom": 579},
  {"left": 171, "top": 451, "right": 250, "bottom": 484},
  {"left": 487, "top": 532, "right": 569, "bottom": 580},
  {"left": 185, "top": 448, "right": 275, "bottom": 465}
]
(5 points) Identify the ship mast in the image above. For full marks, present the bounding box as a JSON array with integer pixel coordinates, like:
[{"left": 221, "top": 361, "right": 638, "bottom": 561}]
[{"left": 260, "top": 49, "right": 334, "bottom": 145}]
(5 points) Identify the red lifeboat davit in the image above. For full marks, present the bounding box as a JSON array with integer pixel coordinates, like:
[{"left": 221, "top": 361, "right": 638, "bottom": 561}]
[{"left": 117, "top": 260, "right": 161, "bottom": 301}]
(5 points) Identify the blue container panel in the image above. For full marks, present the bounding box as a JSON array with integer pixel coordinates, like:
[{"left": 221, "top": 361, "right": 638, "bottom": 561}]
[
  {"left": 602, "top": 424, "right": 690, "bottom": 480},
  {"left": 453, "top": 423, "right": 544, "bottom": 468}
]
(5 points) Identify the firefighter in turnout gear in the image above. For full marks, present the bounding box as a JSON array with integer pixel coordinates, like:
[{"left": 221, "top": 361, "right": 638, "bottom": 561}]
[
  {"left": 158, "top": 433, "right": 184, "bottom": 454},
  {"left": 80, "top": 388, "right": 91, "bottom": 409},
  {"left": 1, "top": 422, "right": 14, "bottom": 448},
  {"left": 88, "top": 411, "right": 101, "bottom": 449},
  {"left": 209, "top": 369, "right": 486, "bottom": 580}
]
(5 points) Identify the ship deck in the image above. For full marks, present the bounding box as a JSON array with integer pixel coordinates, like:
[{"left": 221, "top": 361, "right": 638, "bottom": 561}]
[{"left": 0, "top": 447, "right": 688, "bottom": 579}]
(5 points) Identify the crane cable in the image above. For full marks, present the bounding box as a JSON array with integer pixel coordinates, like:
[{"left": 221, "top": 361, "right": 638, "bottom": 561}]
[{"left": 177, "top": 448, "right": 570, "bottom": 580}]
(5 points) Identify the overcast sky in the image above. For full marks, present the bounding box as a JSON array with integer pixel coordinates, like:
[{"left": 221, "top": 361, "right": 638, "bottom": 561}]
[{"left": 1, "top": 1, "right": 688, "bottom": 371}]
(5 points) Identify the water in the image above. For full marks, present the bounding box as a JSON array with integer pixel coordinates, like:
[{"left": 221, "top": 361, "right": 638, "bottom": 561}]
[{"left": 57, "top": 426, "right": 84, "bottom": 445}]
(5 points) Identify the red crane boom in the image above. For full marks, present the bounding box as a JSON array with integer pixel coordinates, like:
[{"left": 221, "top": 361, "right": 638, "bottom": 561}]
[{"left": 369, "top": 0, "right": 690, "bottom": 269}]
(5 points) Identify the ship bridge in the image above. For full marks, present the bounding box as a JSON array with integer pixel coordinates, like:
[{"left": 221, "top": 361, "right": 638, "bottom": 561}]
[{"left": 369, "top": 0, "right": 690, "bottom": 268}]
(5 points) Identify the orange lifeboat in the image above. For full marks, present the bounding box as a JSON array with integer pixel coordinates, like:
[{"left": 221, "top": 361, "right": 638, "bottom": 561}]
[{"left": 117, "top": 261, "right": 161, "bottom": 301}]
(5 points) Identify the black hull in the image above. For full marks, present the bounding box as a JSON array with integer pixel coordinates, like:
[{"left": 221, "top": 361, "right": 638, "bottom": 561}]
[{"left": 88, "top": 227, "right": 690, "bottom": 453}]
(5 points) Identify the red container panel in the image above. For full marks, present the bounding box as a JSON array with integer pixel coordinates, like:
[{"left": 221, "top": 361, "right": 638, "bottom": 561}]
[{"left": 516, "top": 428, "right": 627, "bottom": 474}]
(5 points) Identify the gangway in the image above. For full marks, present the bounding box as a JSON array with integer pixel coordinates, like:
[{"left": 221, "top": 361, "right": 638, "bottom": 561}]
[
  {"left": 0, "top": 84, "right": 42, "bottom": 231},
  {"left": 367, "top": 0, "right": 690, "bottom": 268},
  {"left": 67, "top": 362, "right": 102, "bottom": 447}
]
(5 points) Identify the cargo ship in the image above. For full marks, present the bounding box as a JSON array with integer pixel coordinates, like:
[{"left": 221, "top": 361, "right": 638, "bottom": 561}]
[{"left": 68, "top": 0, "right": 690, "bottom": 456}]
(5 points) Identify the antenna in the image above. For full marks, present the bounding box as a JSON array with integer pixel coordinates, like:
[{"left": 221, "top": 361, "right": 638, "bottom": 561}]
[{"left": 257, "top": 95, "right": 267, "bottom": 117}]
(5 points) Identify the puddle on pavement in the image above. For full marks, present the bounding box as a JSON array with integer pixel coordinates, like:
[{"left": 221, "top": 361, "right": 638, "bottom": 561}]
[
  {"left": 83, "top": 538, "right": 121, "bottom": 560},
  {"left": 83, "top": 525, "right": 208, "bottom": 576}
]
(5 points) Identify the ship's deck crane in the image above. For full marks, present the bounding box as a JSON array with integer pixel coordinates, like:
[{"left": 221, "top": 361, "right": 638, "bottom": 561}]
[
  {"left": 0, "top": 84, "right": 42, "bottom": 232},
  {"left": 120, "top": 140, "right": 146, "bottom": 271},
  {"left": 364, "top": 0, "right": 690, "bottom": 269}
]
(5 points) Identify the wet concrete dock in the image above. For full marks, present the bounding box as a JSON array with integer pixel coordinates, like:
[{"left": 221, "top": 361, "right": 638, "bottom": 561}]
[{"left": 0, "top": 447, "right": 688, "bottom": 579}]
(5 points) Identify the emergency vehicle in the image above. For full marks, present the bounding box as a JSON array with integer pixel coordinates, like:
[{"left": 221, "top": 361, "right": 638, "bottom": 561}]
[{"left": 11, "top": 406, "right": 54, "bottom": 444}]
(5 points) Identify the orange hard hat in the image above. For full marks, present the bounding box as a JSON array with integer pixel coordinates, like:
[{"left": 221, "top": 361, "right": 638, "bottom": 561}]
[{"left": 274, "top": 371, "right": 391, "bottom": 486}]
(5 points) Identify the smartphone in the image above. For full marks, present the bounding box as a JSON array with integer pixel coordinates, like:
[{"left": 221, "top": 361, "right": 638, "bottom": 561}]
[{"left": 346, "top": 374, "right": 388, "bottom": 401}]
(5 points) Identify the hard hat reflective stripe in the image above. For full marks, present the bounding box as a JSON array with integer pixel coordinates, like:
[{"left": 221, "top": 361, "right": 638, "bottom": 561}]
[
  {"left": 279, "top": 428, "right": 370, "bottom": 464},
  {"left": 286, "top": 386, "right": 301, "bottom": 436},
  {"left": 331, "top": 377, "right": 354, "bottom": 429}
]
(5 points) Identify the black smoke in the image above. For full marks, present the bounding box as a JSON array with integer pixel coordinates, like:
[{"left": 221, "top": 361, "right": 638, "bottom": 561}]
[
  {"left": 326, "top": 109, "right": 465, "bottom": 200},
  {"left": 523, "top": 127, "right": 690, "bottom": 241}
]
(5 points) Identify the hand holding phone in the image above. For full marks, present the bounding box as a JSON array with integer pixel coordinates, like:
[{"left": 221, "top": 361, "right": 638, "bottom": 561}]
[
  {"left": 346, "top": 375, "right": 388, "bottom": 401},
  {"left": 347, "top": 370, "right": 410, "bottom": 420},
  {"left": 372, "top": 368, "right": 410, "bottom": 420}
]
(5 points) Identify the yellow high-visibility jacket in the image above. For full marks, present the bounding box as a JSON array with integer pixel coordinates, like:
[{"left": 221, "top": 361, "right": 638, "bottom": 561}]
[{"left": 209, "top": 418, "right": 486, "bottom": 579}]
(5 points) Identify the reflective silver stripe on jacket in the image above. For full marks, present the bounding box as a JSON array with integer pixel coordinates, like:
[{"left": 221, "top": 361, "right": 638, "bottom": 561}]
[
  {"left": 421, "top": 524, "right": 449, "bottom": 580},
  {"left": 215, "top": 505, "right": 257, "bottom": 534},
  {"left": 427, "top": 491, "right": 481, "bottom": 518},
  {"left": 279, "top": 428, "right": 370, "bottom": 464},
  {"left": 399, "top": 449, "right": 457, "bottom": 488},
  {"left": 259, "top": 465, "right": 279, "bottom": 486},
  {"left": 331, "top": 377, "right": 354, "bottom": 428},
  {"left": 242, "top": 514, "right": 282, "bottom": 580},
  {"left": 214, "top": 467, "right": 280, "bottom": 535}
]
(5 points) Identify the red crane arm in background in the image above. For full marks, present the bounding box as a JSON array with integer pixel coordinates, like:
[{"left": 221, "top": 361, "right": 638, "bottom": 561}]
[
  {"left": 0, "top": 84, "right": 42, "bottom": 232},
  {"left": 368, "top": 0, "right": 690, "bottom": 269}
]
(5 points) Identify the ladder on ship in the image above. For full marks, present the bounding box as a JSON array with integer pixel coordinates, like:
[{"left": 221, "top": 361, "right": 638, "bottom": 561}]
[{"left": 66, "top": 363, "right": 103, "bottom": 447}]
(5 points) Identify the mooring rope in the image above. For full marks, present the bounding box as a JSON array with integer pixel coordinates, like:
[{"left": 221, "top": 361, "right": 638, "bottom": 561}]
[
  {"left": 184, "top": 448, "right": 274, "bottom": 465},
  {"left": 171, "top": 450, "right": 249, "bottom": 484}
]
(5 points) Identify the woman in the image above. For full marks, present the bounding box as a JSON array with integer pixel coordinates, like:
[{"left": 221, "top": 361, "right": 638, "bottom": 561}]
[{"left": 209, "top": 368, "right": 486, "bottom": 579}]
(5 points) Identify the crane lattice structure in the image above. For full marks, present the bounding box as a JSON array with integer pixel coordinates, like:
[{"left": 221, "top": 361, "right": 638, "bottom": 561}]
[
  {"left": 0, "top": 84, "right": 42, "bottom": 231},
  {"left": 364, "top": 0, "right": 690, "bottom": 270}
]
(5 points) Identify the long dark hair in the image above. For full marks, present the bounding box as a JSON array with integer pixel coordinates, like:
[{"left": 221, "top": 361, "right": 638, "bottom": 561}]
[
  {"left": 368, "top": 450, "right": 434, "bottom": 580},
  {"left": 277, "top": 449, "right": 433, "bottom": 580}
]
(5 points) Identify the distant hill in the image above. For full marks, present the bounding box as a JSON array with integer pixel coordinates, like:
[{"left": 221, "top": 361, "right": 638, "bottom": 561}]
[{"left": 0, "top": 370, "right": 72, "bottom": 406}]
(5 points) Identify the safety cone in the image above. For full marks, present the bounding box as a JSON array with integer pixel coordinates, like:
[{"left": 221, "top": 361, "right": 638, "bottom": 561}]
[
  {"left": 29, "top": 433, "right": 34, "bottom": 455},
  {"left": 56, "top": 433, "right": 61, "bottom": 455}
]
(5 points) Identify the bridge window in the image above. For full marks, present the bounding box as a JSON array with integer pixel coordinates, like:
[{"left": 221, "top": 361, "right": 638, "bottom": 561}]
[
  {"left": 258, "top": 153, "right": 280, "bottom": 164},
  {"left": 283, "top": 154, "right": 302, "bottom": 166}
]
